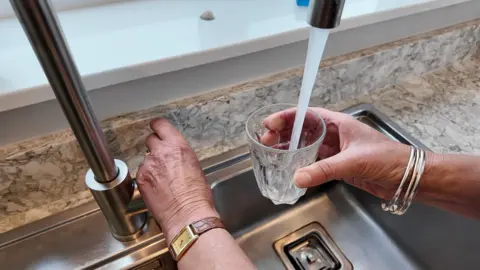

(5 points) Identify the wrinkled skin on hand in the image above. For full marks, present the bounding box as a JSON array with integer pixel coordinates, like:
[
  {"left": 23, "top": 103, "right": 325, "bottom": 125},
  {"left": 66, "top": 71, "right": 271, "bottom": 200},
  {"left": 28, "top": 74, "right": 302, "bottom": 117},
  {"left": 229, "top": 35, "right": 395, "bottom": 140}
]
[{"left": 136, "top": 118, "right": 217, "bottom": 241}]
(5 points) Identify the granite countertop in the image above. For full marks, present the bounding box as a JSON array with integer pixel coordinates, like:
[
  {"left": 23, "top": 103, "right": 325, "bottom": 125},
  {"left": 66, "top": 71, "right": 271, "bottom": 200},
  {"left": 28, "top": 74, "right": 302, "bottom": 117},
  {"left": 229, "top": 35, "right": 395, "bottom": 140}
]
[
  {"left": 0, "top": 20, "right": 479, "bottom": 233},
  {"left": 327, "top": 57, "right": 480, "bottom": 155}
]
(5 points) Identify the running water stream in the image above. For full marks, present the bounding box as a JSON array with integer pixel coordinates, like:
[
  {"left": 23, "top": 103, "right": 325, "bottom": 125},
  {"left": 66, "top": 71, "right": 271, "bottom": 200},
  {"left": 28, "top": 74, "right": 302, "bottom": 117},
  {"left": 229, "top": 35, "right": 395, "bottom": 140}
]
[{"left": 289, "top": 27, "right": 329, "bottom": 150}]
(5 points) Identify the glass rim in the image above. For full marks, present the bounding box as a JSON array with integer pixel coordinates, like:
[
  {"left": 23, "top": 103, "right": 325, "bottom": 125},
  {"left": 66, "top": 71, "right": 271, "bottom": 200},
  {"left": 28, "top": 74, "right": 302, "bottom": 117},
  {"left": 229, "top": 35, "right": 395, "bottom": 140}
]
[{"left": 245, "top": 103, "right": 327, "bottom": 154}]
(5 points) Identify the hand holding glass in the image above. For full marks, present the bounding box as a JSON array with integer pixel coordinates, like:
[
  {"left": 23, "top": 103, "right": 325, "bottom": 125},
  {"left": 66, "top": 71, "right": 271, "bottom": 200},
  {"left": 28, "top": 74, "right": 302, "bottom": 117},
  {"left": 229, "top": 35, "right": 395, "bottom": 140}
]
[{"left": 246, "top": 104, "right": 326, "bottom": 205}]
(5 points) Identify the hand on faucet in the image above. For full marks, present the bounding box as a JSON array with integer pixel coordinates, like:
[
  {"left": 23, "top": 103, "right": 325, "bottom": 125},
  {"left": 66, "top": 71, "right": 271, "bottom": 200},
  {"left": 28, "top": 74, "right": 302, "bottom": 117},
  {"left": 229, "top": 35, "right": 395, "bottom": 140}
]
[
  {"left": 136, "top": 118, "right": 218, "bottom": 242},
  {"left": 136, "top": 118, "right": 255, "bottom": 269}
]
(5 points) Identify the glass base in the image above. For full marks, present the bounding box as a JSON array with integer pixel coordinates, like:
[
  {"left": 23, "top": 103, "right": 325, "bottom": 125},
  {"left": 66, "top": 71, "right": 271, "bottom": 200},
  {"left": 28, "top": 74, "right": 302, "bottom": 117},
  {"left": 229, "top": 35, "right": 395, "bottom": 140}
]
[
  {"left": 269, "top": 196, "right": 301, "bottom": 205},
  {"left": 256, "top": 175, "right": 307, "bottom": 205}
]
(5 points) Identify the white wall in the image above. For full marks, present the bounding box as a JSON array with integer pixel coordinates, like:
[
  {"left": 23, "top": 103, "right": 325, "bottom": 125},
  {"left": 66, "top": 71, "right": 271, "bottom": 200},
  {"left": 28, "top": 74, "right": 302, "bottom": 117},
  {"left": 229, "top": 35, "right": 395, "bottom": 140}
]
[{"left": 1, "top": 0, "right": 479, "bottom": 146}]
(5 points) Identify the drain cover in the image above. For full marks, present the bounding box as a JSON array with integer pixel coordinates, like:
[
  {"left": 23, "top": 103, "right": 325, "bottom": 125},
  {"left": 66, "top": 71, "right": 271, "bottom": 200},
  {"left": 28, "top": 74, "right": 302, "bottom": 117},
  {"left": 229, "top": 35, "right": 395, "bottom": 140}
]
[
  {"left": 274, "top": 223, "right": 352, "bottom": 270},
  {"left": 286, "top": 233, "right": 340, "bottom": 270}
]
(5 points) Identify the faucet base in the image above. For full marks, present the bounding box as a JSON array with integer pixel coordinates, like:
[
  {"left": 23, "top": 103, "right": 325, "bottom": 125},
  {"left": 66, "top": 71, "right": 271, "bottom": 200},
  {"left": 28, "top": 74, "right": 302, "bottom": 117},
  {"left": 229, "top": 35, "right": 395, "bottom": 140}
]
[
  {"left": 86, "top": 159, "right": 148, "bottom": 242},
  {"left": 112, "top": 212, "right": 149, "bottom": 242}
]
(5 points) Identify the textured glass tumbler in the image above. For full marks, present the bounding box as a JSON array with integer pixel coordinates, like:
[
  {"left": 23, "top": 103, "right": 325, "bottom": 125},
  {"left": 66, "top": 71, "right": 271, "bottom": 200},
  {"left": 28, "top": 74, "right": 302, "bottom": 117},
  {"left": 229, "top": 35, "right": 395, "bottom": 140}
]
[{"left": 246, "top": 104, "right": 326, "bottom": 205}]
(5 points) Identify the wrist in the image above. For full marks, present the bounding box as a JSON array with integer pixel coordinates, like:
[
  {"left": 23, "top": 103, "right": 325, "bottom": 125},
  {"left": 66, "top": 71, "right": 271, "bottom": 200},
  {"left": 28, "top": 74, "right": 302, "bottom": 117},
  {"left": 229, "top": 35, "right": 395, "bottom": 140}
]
[
  {"left": 383, "top": 142, "right": 413, "bottom": 187},
  {"left": 415, "top": 150, "right": 443, "bottom": 201},
  {"left": 158, "top": 205, "right": 220, "bottom": 243},
  {"left": 422, "top": 150, "right": 441, "bottom": 177}
]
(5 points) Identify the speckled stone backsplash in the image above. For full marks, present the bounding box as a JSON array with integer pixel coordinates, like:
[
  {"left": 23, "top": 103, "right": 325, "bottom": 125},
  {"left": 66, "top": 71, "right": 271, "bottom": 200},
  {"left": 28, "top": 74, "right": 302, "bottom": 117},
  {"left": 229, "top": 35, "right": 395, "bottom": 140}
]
[{"left": 1, "top": 20, "right": 480, "bottom": 233}]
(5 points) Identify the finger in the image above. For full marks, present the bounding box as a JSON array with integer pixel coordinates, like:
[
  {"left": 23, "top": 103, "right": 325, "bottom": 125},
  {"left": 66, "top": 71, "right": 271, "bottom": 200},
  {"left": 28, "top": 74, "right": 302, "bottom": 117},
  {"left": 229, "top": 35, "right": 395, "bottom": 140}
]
[
  {"left": 135, "top": 164, "right": 150, "bottom": 188},
  {"left": 261, "top": 127, "right": 327, "bottom": 148},
  {"left": 263, "top": 108, "right": 295, "bottom": 131},
  {"left": 260, "top": 130, "right": 279, "bottom": 146},
  {"left": 145, "top": 133, "right": 162, "bottom": 151},
  {"left": 150, "top": 118, "right": 186, "bottom": 143},
  {"left": 261, "top": 128, "right": 304, "bottom": 147},
  {"left": 271, "top": 142, "right": 290, "bottom": 150},
  {"left": 263, "top": 108, "right": 322, "bottom": 132},
  {"left": 294, "top": 152, "right": 353, "bottom": 188}
]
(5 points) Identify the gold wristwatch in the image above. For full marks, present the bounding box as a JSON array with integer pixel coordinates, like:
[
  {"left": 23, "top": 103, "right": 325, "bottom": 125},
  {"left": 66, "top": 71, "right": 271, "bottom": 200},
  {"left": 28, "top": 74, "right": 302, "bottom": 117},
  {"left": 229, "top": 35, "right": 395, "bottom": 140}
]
[{"left": 169, "top": 217, "right": 225, "bottom": 261}]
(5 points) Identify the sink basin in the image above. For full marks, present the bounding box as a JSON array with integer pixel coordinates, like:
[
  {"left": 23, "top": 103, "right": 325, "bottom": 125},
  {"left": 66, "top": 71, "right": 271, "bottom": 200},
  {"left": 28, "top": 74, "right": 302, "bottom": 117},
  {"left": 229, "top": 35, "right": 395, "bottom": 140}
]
[
  {"left": 2, "top": 104, "right": 478, "bottom": 269},
  {"left": 209, "top": 104, "right": 480, "bottom": 270}
]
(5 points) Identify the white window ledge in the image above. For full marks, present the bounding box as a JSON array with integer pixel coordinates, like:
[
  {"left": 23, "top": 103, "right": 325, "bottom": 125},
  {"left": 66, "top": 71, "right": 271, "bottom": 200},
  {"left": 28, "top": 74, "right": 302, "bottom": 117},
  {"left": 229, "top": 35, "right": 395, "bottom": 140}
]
[{"left": 0, "top": 0, "right": 470, "bottom": 112}]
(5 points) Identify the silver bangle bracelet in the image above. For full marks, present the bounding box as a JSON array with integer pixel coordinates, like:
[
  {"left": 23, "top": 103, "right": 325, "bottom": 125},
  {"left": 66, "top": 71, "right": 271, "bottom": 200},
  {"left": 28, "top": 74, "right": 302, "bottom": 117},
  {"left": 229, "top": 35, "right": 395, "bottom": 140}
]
[
  {"left": 395, "top": 148, "right": 426, "bottom": 215},
  {"left": 394, "top": 148, "right": 421, "bottom": 214},
  {"left": 381, "top": 146, "right": 415, "bottom": 212},
  {"left": 382, "top": 146, "right": 426, "bottom": 215}
]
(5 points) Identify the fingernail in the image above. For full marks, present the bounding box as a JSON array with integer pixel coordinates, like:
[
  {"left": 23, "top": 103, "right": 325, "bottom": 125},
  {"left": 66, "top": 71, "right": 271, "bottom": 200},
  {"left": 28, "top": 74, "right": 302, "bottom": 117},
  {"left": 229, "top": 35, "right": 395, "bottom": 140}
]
[
  {"left": 294, "top": 171, "right": 311, "bottom": 187},
  {"left": 264, "top": 116, "right": 284, "bottom": 131}
]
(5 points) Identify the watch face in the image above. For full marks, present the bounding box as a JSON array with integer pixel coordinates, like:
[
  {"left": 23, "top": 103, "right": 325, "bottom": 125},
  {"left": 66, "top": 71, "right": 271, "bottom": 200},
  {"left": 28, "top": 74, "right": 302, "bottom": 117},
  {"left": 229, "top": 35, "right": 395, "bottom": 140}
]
[
  {"left": 170, "top": 225, "right": 199, "bottom": 259},
  {"left": 173, "top": 229, "right": 192, "bottom": 250}
]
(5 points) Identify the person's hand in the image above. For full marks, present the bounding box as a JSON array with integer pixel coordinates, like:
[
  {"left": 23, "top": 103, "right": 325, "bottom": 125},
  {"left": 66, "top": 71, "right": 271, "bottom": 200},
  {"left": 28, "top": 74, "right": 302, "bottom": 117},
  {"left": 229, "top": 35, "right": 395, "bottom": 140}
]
[
  {"left": 261, "top": 107, "right": 412, "bottom": 199},
  {"left": 136, "top": 118, "right": 218, "bottom": 242}
]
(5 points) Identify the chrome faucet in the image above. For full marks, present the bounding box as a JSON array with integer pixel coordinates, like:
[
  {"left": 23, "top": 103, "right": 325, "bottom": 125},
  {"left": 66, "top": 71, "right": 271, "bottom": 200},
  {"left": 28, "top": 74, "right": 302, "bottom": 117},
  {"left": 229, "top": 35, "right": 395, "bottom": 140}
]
[
  {"left": 10, "top": 0, "right": 147, "bottom": 241},
  {"left": 10, "top": 0, "right": 344, "bottom": 242}
]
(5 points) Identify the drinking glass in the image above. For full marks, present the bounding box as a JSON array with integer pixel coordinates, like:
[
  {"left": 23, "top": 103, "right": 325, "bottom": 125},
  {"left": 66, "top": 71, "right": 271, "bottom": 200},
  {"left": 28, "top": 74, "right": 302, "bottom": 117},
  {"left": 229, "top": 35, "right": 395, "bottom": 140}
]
[{"left": 245, "top": 104, "right": 326, "bottom": 205}]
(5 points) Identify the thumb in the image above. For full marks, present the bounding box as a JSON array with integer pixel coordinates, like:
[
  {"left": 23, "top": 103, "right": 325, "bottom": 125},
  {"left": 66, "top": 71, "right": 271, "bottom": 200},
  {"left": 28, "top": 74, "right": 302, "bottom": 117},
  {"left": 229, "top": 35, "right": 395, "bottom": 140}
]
[{"left": 294, "top": 153, "right": 353, "bottom": 188}]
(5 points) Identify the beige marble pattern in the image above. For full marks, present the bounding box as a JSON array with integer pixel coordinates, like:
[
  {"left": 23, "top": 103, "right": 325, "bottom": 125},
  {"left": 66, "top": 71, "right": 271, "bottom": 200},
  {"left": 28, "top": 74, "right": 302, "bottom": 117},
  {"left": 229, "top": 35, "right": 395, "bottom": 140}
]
[
  {"left": 1, "top": 19, "right": 480, "bottom": 233},
  {"left": 322, "top": 56, "right": 480, "bottom": 153}
]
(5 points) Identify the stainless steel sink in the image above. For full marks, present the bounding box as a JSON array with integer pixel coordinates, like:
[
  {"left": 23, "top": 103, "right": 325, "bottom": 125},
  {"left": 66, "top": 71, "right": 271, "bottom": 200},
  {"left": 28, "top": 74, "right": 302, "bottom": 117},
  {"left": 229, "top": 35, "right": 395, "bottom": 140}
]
[
  {"left": 1, "top": 104, "right": 479, "bottom": 269},
  {"left": 210, "top": 104, "right": 480, "bottom": 270}
]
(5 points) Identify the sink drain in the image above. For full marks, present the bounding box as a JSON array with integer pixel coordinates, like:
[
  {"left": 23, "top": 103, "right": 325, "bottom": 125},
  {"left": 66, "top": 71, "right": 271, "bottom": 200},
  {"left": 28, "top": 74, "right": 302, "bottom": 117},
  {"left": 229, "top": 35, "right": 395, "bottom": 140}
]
[{"left": 274, "top": 223, "right": 352, "bottom": 270}]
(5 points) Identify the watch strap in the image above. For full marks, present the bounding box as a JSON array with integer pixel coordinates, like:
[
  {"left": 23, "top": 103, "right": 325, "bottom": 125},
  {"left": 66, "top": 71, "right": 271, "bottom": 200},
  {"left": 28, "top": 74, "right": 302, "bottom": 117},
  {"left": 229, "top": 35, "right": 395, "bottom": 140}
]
[{"left": 191, "top": 216, "right": 225, "bottom": 235}]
